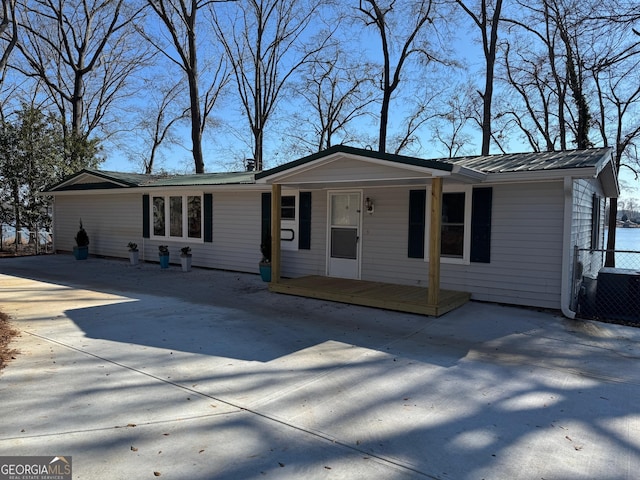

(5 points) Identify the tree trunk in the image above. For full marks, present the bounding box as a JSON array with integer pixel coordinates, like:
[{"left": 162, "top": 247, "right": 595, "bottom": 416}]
[{"left": 378, "top": 89, "right": 391, "bottom": 153}]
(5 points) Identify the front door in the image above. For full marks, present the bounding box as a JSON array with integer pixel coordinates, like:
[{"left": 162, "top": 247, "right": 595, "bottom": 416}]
[{"left": 327, "top": 191, "right": 361, "bottom": 279}]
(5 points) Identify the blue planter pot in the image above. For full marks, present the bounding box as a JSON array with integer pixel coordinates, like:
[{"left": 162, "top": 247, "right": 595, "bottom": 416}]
[
  {"left": 259, "top": 262, "right": 271, "bottom": 282},
  {"left": 73, "top": 246, "right": 88, "bottom": 260},
  {"left": 159, "top": 253, "right": 170, "bottom": 269}
]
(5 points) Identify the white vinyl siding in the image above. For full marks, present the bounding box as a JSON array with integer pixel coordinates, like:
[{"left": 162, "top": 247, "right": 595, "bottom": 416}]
[
  {"left": 354, "top": 182, "right": 565, "bottom": 309},
  {"left": 54, "top": 193, "right": 142, "bottom": 258},
  {"left": 277, "top": 157, "right": 436, "bottom": 184},
  {"left": 52, "top": 179, "right": 570, "bottom": 309},
  {"left": 281, "top": 190, "right": 327, "bottom": 277},
  {"left": 572, "top": 178, "right": 606, "bottom": 277}
]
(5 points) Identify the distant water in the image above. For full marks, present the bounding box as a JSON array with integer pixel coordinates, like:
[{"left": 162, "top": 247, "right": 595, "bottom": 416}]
[{"left": 607, "top": 227, "right": 640, "bottom": 269}]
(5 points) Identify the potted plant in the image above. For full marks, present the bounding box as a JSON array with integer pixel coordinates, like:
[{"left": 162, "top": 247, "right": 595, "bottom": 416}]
[
  {"left": 127, "top": 242, "right": 139, "bottom": 265},
  {"left": 259, "top": 234, "right": 271, "bottom": 282},
  {"left": 73, "top": 220, "right": 89, "bottom": 260},
  {"left": 180, "top": 246, "right": 192, "bottom": 272},
  {"left": 158, "top": 245, "right": 170, "bottom": 269}
]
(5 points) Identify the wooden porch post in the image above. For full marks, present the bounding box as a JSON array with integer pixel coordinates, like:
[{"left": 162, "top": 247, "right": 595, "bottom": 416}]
[
  {"left": 427, "top": 177, "right": 443, "bottom": 306},
  {"left": 271, "top": 184, "right": 282, "bottom": 284}
]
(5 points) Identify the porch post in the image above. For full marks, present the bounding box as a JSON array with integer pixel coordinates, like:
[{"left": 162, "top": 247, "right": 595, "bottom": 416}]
[
  {"left": 271, "top": 184, "right": 282, "bottom": 284},
  {"left": 427, "top": 177, "right": 442, "bottom": 306}
]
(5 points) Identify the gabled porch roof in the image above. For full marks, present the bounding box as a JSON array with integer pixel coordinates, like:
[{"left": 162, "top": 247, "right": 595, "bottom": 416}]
[{"left": 255, "top": 144, "right": 486, "bottom": 187}]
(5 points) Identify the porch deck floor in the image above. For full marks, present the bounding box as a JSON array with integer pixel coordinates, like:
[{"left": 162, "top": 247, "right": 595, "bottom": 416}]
[{"left": 269, "top": 275, "right": 471, "bottom": 317}]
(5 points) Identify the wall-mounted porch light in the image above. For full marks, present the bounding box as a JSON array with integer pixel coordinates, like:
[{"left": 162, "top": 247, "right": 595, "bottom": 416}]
[{"left": 365, "top": 197, "right": 375, "bottom": 214}]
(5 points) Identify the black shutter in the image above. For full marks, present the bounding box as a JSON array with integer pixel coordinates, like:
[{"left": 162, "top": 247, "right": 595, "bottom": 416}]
[
  {"left": 470, "top": 187, "right": 492, "bottom": 263},
  {"left": 299, "top": 191, "right": 312, "bottom": 250},
  {"left": 142, "top": 194, "right": 150, "bottom": 239},
  {"left": 408, "top": 189, "right": 426, "bottom": 258},
  {"left": 261, "top": 192, "right": 271, "bottom": 243},
  {"left": 204, "top": 193, "right": 213, "bottom": 243}
]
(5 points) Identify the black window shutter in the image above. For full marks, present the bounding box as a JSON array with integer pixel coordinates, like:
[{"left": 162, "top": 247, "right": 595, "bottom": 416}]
[
  {"left": 204, "top": 193, "right": 213, "bottom": 243},
  {"left": 142, "top": 194, "right": 150, "bottom": 239},
  {"left": 408, "top": 189, "right": 426, "bottom": 258},
  {"left": 470, "top": 187, "right": 492, "bottom": 263},
  {"left": 299, "top": 191, "right": 312, "bottom": 250},
  {"left": 261, "top": 192, "right": 271, "bottom": 243}
]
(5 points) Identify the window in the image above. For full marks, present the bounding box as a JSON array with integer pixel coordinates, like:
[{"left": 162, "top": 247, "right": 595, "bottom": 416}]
[
  {"left": 408, "top": 186, "right": 491, "bottom": 264},
  {"left": 281, "top": 195, "right": 296, "bottom": 220},
  {"left": 280, "top": 193, "right": 298, "bottom": 250},
  {"left": 188, "top": 196, "right": 202, "bottom": 238},
  {"left": 170, "top": 196, "right": 182, "bottom": 237},
  {"left": 153, "top": 197, "right": 165, "bottom": 236},
  {"left": 421, "top": 186, "right": 472, "bottom": 264},
  {"left": 441, "top": 192, "right": 465, "bottom": 258},
  {"left": 152, "top": 194, "right": 203, "bottom": 241}
]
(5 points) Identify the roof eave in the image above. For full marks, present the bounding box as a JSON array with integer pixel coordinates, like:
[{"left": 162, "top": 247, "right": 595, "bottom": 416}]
[
  {"left": 256, "top": 148, "right": 453, "bottom": 184},
  {"left": 45, "top": 169, "right": 140, "bottom": 192}
]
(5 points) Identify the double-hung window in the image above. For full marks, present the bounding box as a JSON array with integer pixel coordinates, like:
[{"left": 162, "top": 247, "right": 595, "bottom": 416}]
[
  {"left": 152, "top": 194, "right": 203, "bottom": 241},
  {"left": 408, "top": 185, "right": 491, "bottom": 264},
  {"left": 441, "top": 192, "right": 466, "bottom": 258},
  {"left": 425, "top": 186, "right": 472, "bottom": 263}
]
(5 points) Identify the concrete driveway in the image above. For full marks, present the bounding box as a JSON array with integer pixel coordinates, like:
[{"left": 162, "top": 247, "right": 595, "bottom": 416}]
[{"left": 1, "top": 255, "right": 640, "bottom": 479}]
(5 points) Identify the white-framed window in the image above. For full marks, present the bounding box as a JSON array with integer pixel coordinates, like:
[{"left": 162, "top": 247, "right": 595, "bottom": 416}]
[
  {"left": 425, "top": 185, "right": 472, "bottom": 264},
  {"left": 152, "top": 194, "right": 203, "bottom": 241},
  {"left": 280, "top": 192, "right": 298, "bottom": 251}
]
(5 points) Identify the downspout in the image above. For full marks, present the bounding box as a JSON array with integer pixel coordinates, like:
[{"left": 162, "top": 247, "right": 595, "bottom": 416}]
[{"left": 560, "top": 176, "right": 576, "bottom": 319}]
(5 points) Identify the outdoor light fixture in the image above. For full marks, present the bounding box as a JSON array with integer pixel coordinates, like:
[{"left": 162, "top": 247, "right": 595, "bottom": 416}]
[{"left": 365, "top": 197, "right": 375, "bottom": 214}]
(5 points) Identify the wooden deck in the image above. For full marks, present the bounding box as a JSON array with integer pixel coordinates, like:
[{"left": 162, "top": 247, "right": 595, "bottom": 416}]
[{"left": 268, "top": 276, "right": 470, "bottom": 317}]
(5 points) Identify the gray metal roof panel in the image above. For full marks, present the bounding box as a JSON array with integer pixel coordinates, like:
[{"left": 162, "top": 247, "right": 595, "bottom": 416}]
[{"left": 447, "top": 148, "right": 612, "bottom": 173}]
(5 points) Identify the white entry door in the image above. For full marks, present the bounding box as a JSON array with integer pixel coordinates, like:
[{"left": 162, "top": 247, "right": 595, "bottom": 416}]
[{"left": 327, "top": 191, "right": 361, "bottom": 279}]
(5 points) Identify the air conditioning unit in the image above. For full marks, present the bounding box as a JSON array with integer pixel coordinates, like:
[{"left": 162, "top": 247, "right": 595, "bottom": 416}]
[{"left": 595, "top": 267, "right": 640, "bottom": 323}]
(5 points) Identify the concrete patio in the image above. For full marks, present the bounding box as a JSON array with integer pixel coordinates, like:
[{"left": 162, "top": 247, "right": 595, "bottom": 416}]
[{"left": 1, "top": 255, "right": 640, "bottom": 479}]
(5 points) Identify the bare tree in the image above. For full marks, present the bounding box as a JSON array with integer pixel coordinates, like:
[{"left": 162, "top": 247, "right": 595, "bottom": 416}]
[
  {"left": 391, "top": 85, "right": 443, "bottom": 155},
  {"left": 592, "top": 38, "right": 640, "bottom": 266},
  {"left": 502, "top": 41, "right": 560, "bottom": 152},
  {"left": 291, "top": 49, "right": 377, "bottom": 152},
  {"left": 144, "top": 0, "right": 231, "bottom": 174},
  {"left": 455, "top": 0, "right": 503, "bottom": 155},
  {"left": 503, "top": 0, "right": 594, "bottom": 151},
  {"left": 357, "top": 0, "right": 440, "bottom": 154},
  {"left": 121, "top": 77, "right": 189, "bottom": 173},
  {"left": 500, "top": 0, "right": 640, "bottom": 261},
  {"left": 15, "top": 0, "right": 148, "bottom": 166},
  {"left": 0, "top": 0, "right": 17, "bottom": 75},
  {"left": 212, "top": 0, "right": 331, "bottom": 171},
  {"left": 431, "top": 83, "right": 475, "bottom": 157}
]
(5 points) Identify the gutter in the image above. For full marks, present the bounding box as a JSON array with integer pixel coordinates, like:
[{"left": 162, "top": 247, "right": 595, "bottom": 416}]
[{"left": 560, "top": 176, "right": 576, "bottom": 319}]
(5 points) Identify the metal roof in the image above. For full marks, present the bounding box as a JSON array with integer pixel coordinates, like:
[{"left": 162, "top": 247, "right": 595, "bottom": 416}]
[
  {"left": 46, "top": 146, "right": 615, "bottom": 193},
  {"left": 47, "top": 169, "right": 255, "bottom": 192},
  {"left": 446, "top": 147, "right": 612, "bottom": 173}
]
